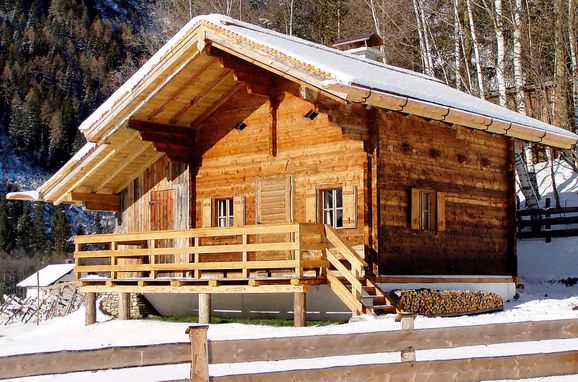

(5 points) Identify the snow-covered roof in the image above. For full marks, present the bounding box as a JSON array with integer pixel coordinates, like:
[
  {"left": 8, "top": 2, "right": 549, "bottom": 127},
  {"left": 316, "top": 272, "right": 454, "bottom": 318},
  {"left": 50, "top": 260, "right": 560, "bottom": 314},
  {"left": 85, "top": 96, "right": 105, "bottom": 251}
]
[
  {"left": 78, "top": 14, "right": 577, "bottom": 149},
  {"left": 17, "top": 264, "right": 74, "bottom": 288}
]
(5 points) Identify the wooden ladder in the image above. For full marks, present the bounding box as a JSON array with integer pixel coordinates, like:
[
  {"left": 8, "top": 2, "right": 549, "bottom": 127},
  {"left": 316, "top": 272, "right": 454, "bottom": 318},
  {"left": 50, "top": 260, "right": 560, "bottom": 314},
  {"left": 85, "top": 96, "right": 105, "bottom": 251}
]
[{"left": 323, "top": 225, "right": 397, "bottom": 316}]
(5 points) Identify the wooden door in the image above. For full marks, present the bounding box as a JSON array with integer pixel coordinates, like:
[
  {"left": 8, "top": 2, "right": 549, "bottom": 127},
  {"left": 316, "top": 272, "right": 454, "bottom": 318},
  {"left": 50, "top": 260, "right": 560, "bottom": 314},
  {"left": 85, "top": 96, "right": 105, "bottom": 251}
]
[
  {"left": 256, "top": 176, "right": 293, "bottom": 224},
  {"left": 150, "top": 189, "right": 175, "bottom": 232},
  {"left": 255, "top": 177, "right": 293, "bottom": 264}
]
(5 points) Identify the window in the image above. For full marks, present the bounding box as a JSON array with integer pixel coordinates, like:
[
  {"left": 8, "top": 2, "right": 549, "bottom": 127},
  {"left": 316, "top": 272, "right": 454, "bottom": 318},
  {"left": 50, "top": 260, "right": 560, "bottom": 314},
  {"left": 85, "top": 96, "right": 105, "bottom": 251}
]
[
  {"left": 216, "top": 198, "right": 234, "bottom": 227},
  {"left": 321, "top": 189, "right": 343, "bottom": 228},
  {"left": 411, "top": 188, "right": 446, "bottom": 232}
]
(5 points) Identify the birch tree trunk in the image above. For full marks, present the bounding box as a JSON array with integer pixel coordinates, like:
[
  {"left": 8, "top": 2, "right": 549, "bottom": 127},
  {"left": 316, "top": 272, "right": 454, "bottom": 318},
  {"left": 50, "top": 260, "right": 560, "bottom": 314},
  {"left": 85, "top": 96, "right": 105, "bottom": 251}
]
[
  {"left": 465, "top": 0, "right": 485, "bottom": 99},
  {"left": 493, "top": 0, "right": 507, "bottom": 107},
  {"left": 289, "top": 0, "right": 294, "bottom": 36},
  {"left": 412, "top": 0, "right": 434, "bottom": 77},
  {"left": 512, "top": 0, "right": 526, "bottom": 114},
  {"left": 569, "top": 0, "right": 577, "bottom": 131},
  {"left": 453, "top": 0, "right": 462, "bottom": 89},
  {"left": 554, "top": 0, "right": 570, "bottom": 129}
]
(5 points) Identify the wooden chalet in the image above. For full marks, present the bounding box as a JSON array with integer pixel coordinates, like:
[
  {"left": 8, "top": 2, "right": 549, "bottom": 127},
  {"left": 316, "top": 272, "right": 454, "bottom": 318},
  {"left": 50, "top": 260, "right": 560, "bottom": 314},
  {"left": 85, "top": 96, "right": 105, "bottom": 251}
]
[{"left": 8, "top": 14, "right": 578, "bottom": 325}]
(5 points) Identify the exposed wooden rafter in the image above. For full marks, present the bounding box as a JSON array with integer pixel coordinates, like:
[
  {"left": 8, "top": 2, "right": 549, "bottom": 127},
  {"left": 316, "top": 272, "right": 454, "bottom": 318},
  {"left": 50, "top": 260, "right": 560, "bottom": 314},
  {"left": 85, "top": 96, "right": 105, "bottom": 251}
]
[
  {"left": 129, "top": 119, "right": 196, "bottom": 163},
  {"left": 70, "top": 192, "right": 121, "bottom": 212},
  {"left": 168, "top": 71, "right": 234, "bottom": 124},
  {"left": 96, "top": 142, "right": 153, "bottom": 193},
  {"left": 213, "top": 48, "right": 275, "bottom": 98},
  {"left": 189, "top": 82, "right": 246, "bottom": 128},
  {"left": 145, "top": 57, "right": 218, "bottom": 121}
]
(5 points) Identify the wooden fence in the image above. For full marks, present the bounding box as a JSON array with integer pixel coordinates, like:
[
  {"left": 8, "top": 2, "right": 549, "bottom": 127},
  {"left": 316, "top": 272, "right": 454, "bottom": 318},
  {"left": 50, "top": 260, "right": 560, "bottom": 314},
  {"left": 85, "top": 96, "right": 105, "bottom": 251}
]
[
  {"left": 1, "top": 318, "right": 578, "bottom": 381},
  {"left": 517, "top": 206, "right": 578, "bottom": 240}
]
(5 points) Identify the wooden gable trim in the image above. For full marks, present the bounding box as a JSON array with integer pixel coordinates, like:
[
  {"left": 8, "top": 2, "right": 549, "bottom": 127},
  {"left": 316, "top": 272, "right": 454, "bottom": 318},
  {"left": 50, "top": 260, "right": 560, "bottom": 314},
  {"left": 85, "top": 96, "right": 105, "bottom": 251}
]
[{"left": 70, "top": 192, "right": 121, "bottom": 212}]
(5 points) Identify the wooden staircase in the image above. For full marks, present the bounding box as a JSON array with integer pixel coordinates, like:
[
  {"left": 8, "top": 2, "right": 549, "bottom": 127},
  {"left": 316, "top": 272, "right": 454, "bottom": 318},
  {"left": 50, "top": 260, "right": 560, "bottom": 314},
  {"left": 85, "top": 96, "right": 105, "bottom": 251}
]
[{"left": 323, "top": 226, "right": 397, "bottom": 316}]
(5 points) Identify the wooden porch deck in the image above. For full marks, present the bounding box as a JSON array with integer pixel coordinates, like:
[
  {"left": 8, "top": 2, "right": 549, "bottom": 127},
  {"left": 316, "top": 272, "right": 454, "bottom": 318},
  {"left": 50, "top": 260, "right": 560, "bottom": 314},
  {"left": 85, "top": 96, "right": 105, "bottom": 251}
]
[{"left": 74, "top": 223, "right": 396, "bottom": 317}]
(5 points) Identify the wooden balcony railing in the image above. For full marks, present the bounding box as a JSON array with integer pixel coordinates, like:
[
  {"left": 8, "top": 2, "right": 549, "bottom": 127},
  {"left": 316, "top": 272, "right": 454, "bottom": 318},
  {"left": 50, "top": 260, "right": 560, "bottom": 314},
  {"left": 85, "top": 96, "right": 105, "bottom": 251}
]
[{"left": 74, "top": 223, "right": 329, "bottom": 284}]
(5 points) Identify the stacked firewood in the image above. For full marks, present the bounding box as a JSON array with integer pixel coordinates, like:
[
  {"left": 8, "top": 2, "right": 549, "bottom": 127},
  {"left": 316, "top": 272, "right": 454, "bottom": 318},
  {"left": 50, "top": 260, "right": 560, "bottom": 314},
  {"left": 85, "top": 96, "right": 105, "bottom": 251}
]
[{"left": 396, "top": 289, "right": 503, "bottom": 316}]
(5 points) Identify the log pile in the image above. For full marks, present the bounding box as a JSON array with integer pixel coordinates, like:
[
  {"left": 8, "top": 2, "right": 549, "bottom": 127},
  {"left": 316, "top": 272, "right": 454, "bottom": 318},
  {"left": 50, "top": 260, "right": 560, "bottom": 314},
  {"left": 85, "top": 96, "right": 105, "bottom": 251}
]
[{"left": 396, "top": 289, "right": 503, "bottom": 317}]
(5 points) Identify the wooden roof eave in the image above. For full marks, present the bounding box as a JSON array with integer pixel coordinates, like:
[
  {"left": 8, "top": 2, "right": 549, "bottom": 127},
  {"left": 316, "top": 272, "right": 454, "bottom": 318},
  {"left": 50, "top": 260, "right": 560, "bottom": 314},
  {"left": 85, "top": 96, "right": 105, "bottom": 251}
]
[
  {"left": 204, "top": 31, "right": 349, "bottom": 105},
  {"left": 322, "top": 81, "right": 578, "bottom": 150},
  {"left": 80, "top": 24, "right": 207, "bottom": 143}
]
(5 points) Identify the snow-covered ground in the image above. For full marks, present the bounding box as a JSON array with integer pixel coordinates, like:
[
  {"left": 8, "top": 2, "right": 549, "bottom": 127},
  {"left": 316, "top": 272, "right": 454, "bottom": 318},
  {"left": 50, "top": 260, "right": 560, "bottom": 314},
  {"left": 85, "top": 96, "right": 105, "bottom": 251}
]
[{"left": 2, "top": 160, "right": 578, "bottom": 381}]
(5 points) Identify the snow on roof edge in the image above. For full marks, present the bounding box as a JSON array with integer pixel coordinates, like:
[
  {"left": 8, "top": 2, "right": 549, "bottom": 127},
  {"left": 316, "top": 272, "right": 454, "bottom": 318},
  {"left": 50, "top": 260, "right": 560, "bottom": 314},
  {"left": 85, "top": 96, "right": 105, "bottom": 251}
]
[{"left": 17, "top": 264, "right": 75, "bottom": 288}]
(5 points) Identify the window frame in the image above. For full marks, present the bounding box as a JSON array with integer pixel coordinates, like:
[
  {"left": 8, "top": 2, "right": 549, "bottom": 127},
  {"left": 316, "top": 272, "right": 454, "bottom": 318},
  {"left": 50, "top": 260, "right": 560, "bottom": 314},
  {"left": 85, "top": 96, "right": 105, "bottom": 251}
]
[
  {"left": 215, "top": 198, "right": 234, "bottom": 228},
  {"left": 411, "top": 188, "right": 445, "bottom": 233},
  {"left": 320, "top": 188, "right": 344, "bottom": 229}
]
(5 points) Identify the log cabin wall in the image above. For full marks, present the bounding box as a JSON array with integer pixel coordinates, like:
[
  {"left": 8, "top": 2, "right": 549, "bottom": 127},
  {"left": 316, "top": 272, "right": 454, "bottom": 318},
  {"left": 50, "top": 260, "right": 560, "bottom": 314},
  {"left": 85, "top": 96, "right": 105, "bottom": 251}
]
[
  {"left": 191, "top": 79, "right": 368, "bottom": 246},
  {"left": 377, "top": 111, "right": 517, "bottom": 276}
]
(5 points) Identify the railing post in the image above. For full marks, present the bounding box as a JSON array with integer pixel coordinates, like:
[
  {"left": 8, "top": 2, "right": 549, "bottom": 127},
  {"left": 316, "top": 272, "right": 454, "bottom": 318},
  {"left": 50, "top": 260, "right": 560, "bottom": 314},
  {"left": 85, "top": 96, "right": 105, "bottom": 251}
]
[
  {"left": 149, "top": 239, "right": 157, "bottom": 279},
  {"left": 242, "top": 234, "right": 248, "bottom": 278},
  {"left": 186, "top": 325, "right": 209, "bottom": 382},
  {"left": 110, "top": 241, "right": 117, "bottom": 280},
  {"left": 193, "top": 237, "right": 200, "bottom": 279},
  {"left": 399, "top": 313, "right": 417, "bottom": 362},
  {"left": 295, "top": 224, "right": 303, "bottom": 279}
]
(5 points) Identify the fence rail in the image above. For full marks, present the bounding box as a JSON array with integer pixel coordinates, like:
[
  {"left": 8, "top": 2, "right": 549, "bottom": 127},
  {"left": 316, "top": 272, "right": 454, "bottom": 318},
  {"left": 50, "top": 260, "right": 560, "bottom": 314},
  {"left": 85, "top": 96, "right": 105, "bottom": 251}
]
[
  {"left": 1, "top": 318, "right": 577, "bottom": 380},
  {"left": 74, "top": 223, "right": 327, "bottom": 282},
  {"left": 517, "top": 206, "right": 578, "bottom": 240}
]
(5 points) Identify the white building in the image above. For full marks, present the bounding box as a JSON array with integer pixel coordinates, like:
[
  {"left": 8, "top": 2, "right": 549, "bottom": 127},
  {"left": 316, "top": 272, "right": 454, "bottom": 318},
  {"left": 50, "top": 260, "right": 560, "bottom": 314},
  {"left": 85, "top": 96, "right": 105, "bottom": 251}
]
[{"left": 17, "top": 264, "right": 75, "bottom": 299}]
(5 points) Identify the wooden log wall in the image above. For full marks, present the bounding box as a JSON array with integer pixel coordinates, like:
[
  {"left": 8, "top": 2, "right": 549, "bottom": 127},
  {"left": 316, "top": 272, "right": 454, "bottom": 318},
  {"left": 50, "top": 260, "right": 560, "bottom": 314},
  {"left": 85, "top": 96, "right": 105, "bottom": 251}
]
[
  {"left": 191, "top": 80, "right": 368, "bottom": 247},
  {"left": 376, "top": 111, "right": 517, "bottom": 275}
]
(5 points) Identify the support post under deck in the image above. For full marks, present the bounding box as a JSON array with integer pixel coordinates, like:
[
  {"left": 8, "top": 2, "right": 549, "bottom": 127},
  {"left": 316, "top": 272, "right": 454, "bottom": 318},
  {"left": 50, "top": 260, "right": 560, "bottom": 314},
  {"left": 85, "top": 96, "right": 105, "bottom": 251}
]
[
  {"left": 118, "top": 292, "right": 130, "bottom": 320},
  {"left": 85, "top": 292, "right": 96, "bottom": 325},
  {"left": 199, "top": 293, "right": 211, "bottom": 324},
  {"left": 294, "top": 291, "right": 306, "bottom": 327}
]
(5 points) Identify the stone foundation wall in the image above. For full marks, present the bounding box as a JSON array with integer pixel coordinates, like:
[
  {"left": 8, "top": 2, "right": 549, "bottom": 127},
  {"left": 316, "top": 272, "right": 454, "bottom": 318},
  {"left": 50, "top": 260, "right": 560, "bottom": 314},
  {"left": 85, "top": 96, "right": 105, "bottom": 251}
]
[{"left": 99, "top": 293, "right": 154, "bottom": 319}]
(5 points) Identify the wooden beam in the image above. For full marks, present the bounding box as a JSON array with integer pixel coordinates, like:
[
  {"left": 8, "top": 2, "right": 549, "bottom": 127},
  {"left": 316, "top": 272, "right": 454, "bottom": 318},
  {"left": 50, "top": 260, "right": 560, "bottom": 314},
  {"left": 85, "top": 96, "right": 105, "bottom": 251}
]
[
  {"left": 169, "top": 71, "right": 234, "bottom": 124},
  {"left": 85, "top": 292, "right": 96, "bottom": 326},
  {"left": 293, "top": 292, "right": 306, "bottom": 327},
  {"left": 198, "top": 293, "right": 211, "bottom": 324},
  {"left": 129, "top": 119, "right": 196, "bottom": 140},
  {"left": 146, "top": 58, "right": 218, "bottom": 121},
  {"left": 118, "top": 292, "right": 130, "bottom": 320},
  {"left": 70, "top": 193, "right": 120, "bottom": 211},
  {"left": 189, "top": 82, "right": 245, "bottom": 127},
  {"left": 96, "top": 142, "right": 153, "bottom": 193}
]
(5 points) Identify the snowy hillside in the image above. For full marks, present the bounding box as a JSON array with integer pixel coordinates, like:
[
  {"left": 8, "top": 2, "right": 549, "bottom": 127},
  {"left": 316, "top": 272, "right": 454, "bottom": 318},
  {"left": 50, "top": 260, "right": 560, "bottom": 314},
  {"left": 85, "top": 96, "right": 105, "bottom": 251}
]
[{"left": 517, "top": 159, "right": 578, "bottom": 282}]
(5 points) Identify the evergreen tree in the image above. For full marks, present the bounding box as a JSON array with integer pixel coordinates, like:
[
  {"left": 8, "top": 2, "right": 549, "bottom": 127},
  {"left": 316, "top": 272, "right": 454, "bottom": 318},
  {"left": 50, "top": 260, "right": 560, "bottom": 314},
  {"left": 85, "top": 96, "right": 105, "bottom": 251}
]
[
  {"left": 15, "top": 203, "right": 31, "bottom": 250},
  {"left": 29, "top": 202, "right": 46, "bottom": 254},
  {"left": 51, "top": 205, "right": 70, "bottom": 254},
  {"left": 0, "top": 199, "right": 14, "bottom": 252}
]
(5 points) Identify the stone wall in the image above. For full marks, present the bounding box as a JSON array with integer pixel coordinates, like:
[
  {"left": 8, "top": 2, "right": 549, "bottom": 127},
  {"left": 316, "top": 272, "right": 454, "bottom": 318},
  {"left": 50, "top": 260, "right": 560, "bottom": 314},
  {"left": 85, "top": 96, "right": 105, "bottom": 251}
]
[{"left": 99, "top": 293, "right": 155, "bottom": 319}]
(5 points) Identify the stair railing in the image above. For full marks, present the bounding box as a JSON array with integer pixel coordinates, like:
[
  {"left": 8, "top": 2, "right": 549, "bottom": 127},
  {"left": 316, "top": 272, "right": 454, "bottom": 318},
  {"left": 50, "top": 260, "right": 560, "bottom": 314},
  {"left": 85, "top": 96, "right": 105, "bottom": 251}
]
[{"left": 323, "top": 225, "right": 368, "bottom": 315}]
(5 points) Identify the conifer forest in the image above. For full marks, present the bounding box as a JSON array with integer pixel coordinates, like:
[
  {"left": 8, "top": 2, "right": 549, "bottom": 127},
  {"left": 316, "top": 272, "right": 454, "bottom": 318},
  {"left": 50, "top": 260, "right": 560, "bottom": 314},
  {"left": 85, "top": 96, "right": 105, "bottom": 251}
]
[{"left": 0, "top": 0, "right": 576, "bottom": 294}]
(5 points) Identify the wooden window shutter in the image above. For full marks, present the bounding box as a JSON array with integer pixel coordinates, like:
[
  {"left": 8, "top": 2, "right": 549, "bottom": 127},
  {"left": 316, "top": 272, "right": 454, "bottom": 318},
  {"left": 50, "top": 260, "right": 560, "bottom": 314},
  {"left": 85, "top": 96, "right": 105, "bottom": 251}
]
[
  {"left": 233, "top": 196, "right": 246, "bottom": 226},
  {"left": 410, "top": 188, "right": 420, "bottom": 230},
  {"left": 201, "top": 198, "right": 212, "bottom": 228},
  {"left": 305, "top": 187, "right": 317, "bottom": 223},
  {"left": 342, "top": 185, "right": 357, "bottom": 229},
  {"left": 437, "top": 192, "right": 446, "bottom": 231}
]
